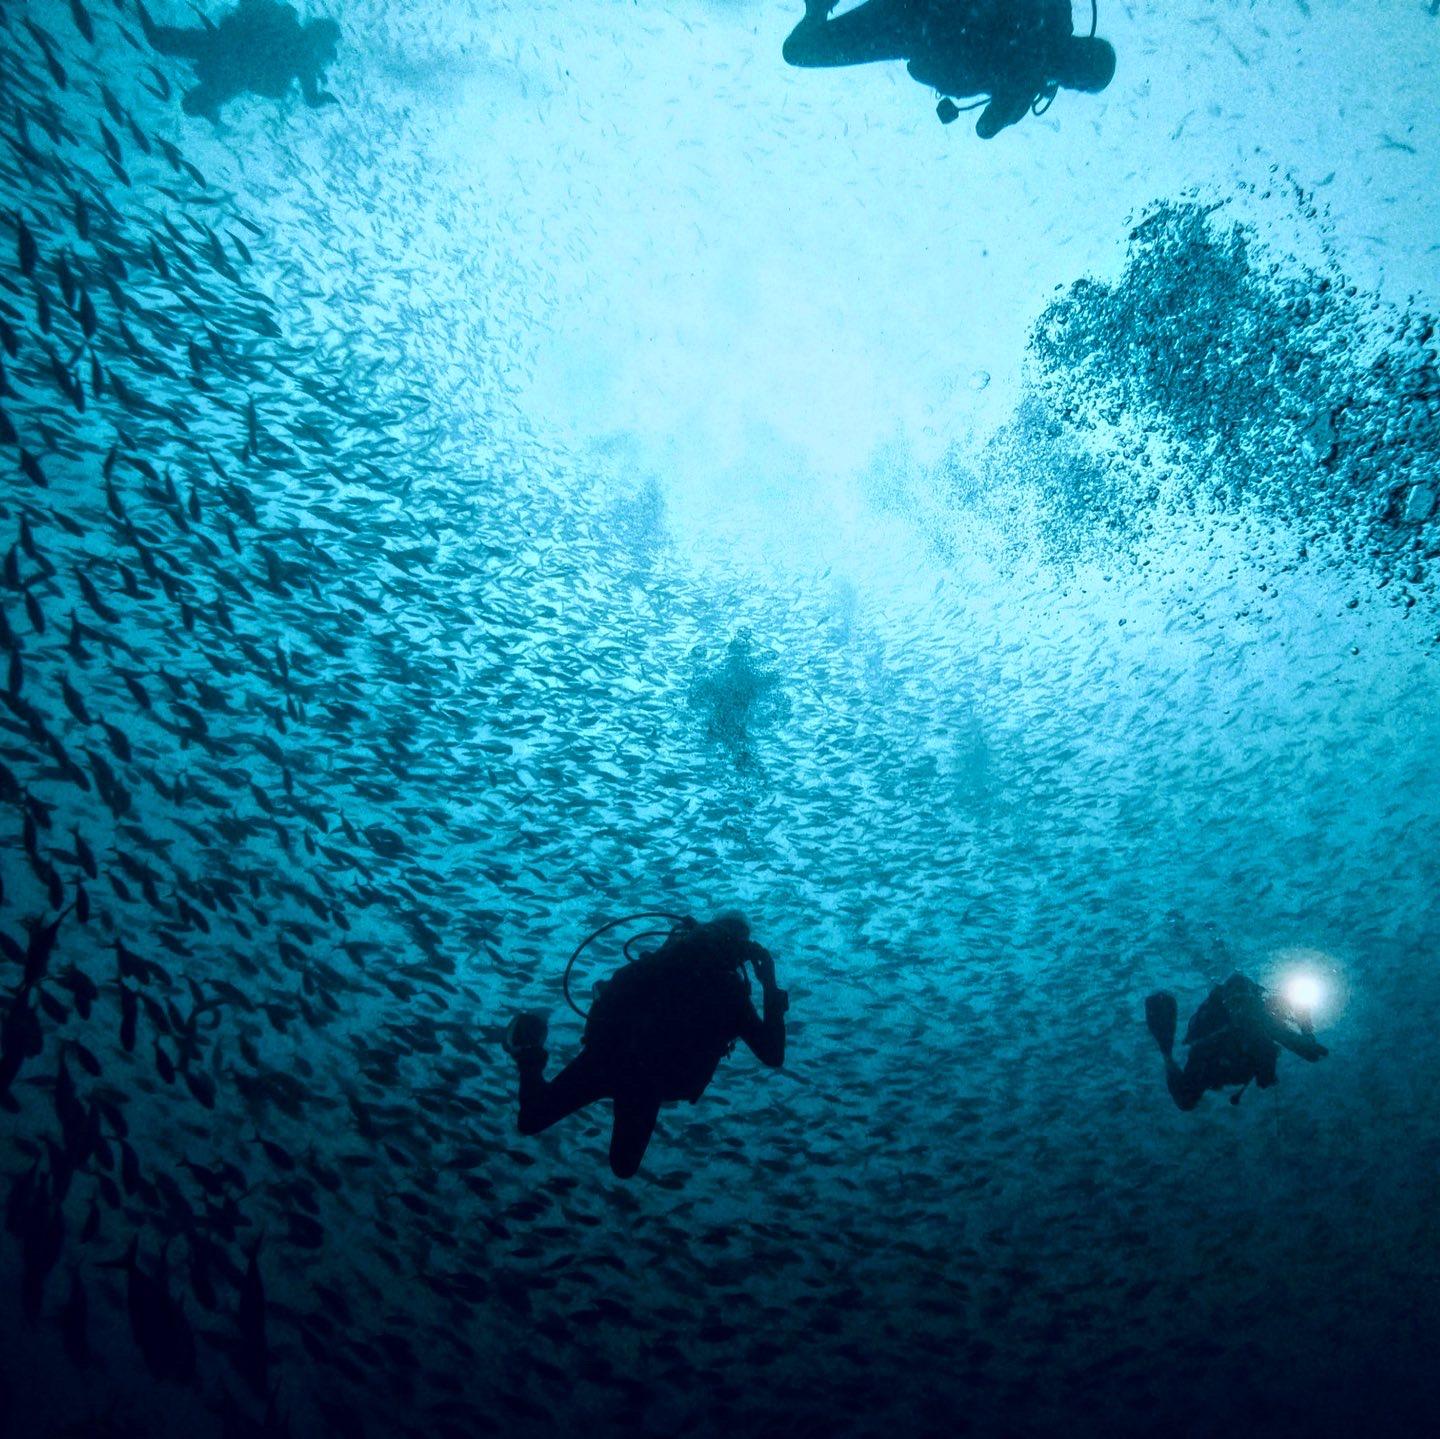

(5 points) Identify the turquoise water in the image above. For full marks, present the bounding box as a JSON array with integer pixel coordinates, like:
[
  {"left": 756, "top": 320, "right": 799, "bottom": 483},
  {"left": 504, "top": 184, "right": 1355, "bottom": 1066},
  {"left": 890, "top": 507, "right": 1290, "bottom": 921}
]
[{"left": 2, "top": 2, "right": 1438, "bottom": 1436}]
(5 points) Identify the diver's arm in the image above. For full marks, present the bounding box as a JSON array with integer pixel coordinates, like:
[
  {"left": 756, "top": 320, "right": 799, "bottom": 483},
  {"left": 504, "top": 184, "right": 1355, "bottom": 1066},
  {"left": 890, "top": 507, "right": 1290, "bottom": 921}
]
[
  {"left": 737, "top": 948, "right": 787, "bottom": 1068},
  {"left": 1263, "top": 997, "right": 1329, "bottom": 1060},
  {"left": 1269, "top": 1021, "right": 1328, "bottom": 1061},
  {"left": 975, "top": 87, "right": 1034, "bottom": 138}
]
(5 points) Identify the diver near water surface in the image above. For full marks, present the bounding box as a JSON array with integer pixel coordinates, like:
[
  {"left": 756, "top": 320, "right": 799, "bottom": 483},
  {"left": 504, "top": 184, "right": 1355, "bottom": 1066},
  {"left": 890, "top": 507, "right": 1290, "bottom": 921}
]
[
  {"left": 136, "top": 0, "right": 340, "bottom": 124},
  {"left": 504, "top": 913, "right": 788, "bottom": 1178},
  {"left": 1145, "top": 973, "right": 1328, "bottom": 1111},
  {"left": 783, "top": 0, "right": 1115, "bottom": 137}
]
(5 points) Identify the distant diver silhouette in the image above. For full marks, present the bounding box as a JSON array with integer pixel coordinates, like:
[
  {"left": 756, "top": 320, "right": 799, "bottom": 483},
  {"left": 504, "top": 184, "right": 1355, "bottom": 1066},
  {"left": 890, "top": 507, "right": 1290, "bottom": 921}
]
[
  {"left": 136, "top": 0, "right": 340, "bottom": 123},
  {"left": 504, "top": 913, "right": 788, "bottom": 1178},
  {"left": 783, "top": 0, "right": 1116, "bottom": 137},
  {"left": 1146, "top": 973, "right": 1328, "bottom": 1111}
]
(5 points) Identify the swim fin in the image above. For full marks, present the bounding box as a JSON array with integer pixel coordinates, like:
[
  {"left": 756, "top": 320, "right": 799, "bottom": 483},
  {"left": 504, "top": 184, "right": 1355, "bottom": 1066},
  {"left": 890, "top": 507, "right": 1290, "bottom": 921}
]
[{"left": 1145, "top": 991, "right": 1178, "bottom": 1057}]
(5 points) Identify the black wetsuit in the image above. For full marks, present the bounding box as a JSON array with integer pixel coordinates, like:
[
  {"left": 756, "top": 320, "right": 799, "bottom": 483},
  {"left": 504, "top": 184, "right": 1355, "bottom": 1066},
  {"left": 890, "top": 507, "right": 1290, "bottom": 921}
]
[
  {"left": 783, "top": 0, "right": 1075, "bottom": 137},
  {"left": 516, "top": 926, "right": 787, "bottom": 1178},
  {"left": 138, "top": 0, "right": 338, "bottom": 123},
  {"left": 1164, "top": 975, "right": 1327, "bottom": 1111}
]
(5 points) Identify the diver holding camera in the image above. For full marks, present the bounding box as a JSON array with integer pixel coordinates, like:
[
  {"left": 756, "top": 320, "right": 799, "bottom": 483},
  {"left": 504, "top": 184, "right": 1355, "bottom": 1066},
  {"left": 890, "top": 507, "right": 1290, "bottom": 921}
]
[{"left": 504, "top": 913, "right": 788, "bottom": 1178}]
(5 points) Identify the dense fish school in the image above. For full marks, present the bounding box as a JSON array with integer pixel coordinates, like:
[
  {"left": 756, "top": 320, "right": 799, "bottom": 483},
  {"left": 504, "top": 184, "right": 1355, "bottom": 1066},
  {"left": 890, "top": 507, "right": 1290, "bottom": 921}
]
[{"left": 2, "top": 3, "right": 1439, "bottom": 1439}]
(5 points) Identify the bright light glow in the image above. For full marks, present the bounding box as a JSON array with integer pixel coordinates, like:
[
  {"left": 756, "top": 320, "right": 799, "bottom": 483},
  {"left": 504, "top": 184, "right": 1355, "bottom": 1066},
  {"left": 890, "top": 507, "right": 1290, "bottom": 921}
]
[
  {"left": 1283, "top": 971, "right": 1325, "bottom": 1014},
  {"left": 1267, "top": 948, "right": 1345, "bottom": 1025}
]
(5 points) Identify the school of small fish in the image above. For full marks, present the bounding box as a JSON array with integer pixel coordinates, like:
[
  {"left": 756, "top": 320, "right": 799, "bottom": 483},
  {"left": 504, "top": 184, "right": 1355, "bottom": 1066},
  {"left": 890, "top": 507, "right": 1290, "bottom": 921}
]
[{"left": 2, "top": 4, "right": 1439, "bottom": 1439}]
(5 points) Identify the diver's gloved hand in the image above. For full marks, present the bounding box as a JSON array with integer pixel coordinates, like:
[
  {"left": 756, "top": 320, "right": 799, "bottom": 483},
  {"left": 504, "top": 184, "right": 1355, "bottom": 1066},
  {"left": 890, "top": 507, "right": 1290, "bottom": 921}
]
[
  {"left": 749, "top": 945, "right": 778, "bottom": 990},
  {"left": 751, "top": 946, "right": 789, "bottom": 1017},
  {"left": 503, "top": 1012, "right": 549, "bottom": 1061}
]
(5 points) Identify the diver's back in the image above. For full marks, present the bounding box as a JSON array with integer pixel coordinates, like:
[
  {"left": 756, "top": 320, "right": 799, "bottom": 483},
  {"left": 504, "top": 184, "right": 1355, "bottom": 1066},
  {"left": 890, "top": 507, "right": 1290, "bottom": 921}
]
[{"left": 585, "top": 943, "right": 747, "bottom": 1101}]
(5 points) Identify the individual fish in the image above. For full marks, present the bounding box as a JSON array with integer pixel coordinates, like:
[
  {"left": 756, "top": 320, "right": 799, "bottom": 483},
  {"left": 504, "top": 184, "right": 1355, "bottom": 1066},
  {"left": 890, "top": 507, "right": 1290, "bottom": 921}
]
[
  {"left": 20, "top": 1174, "right": 65, "bottom": 1319},
  {"left": 119, "top": 984, "right": 138, "bottom": 1054},
  {"left": 68, "top": 191, "right": 90, "bottom": 241},
  {"left": 80, "top": 1194, "right": 100, "bottom": 1244},
  {"left": 68, "top": 0, "right": 96, "bottom": 44},
  {"left": 97, "top": 121, "right": 123, "bottom": 168},
  {"left": 52, "top": 1047, "right": 85, "bottom": 1156},
  {"left": 59, "top": 971, "right": 98, "bottom": 1024},
  {"left": 60, "top": 1269, "right": 91, "bottom": 1367},
  {"left": 54, "top": 252, "right": 77, "bottom": 309},
  {"left": 76, "top": 570, "right": 120, "bottom": 623},
  {"left": 61, "top": 674, "right": 91, "bottom": 725},
  {"left": 143, "top": 66, "right": 174, "bottom": 102},
  {"left": 72, "top": 830, "right": 97, "bottom": 880},
  {"left": 188, "top": 1231, "right": 220, "bottom": 1313},
  {"left": 0, "top": 994, "right": 42, "bottom": 1109},
  {"left": 116, "top": 1238, "right": 197, "bottom": 1385},
  {"left": 18, "top": 449, "right": 47, "bottom": 488},
  {"left": 40, "top": 44, "right": 69, "bottom": 91},
  {"left": 23, "top": 905, "right": 72, "bottom": 990},
  {"left": 234, "top": 1240, "right": 269, "bottom": 1394},
  {"left": 98, "top": 84, "right": 126, "bottom": 127}
]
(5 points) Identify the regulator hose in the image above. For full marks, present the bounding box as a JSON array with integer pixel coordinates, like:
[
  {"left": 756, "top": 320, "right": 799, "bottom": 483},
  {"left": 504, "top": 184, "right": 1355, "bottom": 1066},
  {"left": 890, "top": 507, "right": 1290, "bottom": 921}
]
[
  {"left": 954, "top": 2, "right": 1097, "bottom": 125},
  {"left": 562, "top": 911, "right": 691, "bottom": 1018},
  {"left": 1033, "top": 2, "right": 1099, "bottom": 115}
]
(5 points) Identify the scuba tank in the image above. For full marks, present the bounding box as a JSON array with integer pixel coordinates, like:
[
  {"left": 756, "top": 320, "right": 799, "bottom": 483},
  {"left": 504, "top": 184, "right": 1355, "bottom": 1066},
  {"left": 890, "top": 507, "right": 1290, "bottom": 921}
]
[
  {"left": 565, "top": 913, "right": 755, "bottom": 1064},
  {"left": 561, "top": 912, "right": 693, "bottom": 1019}
]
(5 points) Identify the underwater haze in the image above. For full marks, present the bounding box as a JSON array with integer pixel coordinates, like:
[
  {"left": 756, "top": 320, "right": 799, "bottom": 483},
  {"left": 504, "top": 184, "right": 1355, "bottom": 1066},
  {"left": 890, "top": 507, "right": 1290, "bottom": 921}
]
[{"left": 2, "top": 1, "right": 1439, "bottom": 1436}]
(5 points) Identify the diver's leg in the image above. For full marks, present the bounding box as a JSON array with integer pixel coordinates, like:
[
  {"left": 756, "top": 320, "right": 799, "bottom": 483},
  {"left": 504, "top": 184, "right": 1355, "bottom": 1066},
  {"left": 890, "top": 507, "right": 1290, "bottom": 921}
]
[
  {"left": 783, "top": 0, "right": 919, "bottom": 69},
  {"left": 136, "top": 2, "right": 208, "bottom": 59},
  {"left": 301, "top": 73, "right": 340, "bottom": 109},
  {"left": 516, "top": 1047, "right": 610, "bottom": 1137},
  {"left": 1165, "top": 1058, "right": 1204, "bottom": 1112},
  {"left": 608, "top": 1090, "right": 662, "bottom": 1180}
]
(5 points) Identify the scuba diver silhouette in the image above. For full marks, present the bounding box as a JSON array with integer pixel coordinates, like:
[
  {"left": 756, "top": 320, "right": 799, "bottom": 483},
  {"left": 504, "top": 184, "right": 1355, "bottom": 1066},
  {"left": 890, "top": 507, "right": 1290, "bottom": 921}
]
[
  {"left": 783, "top": 0, "right": 1116, "bottom": 137},
  {"left": 136, "top": 0, "right": 340, "bottom": 124},
  {"left": 1146, "top": 974, "right": 1328, "bottom": 1111},
  {"left": 504, "top": 913, "right": 788, "bottom": 1178}
]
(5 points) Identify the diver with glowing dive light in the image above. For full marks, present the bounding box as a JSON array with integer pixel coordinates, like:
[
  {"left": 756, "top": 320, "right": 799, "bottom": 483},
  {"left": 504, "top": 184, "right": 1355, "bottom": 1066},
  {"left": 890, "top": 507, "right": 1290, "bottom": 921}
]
[
  {"left": 1145, "top": 972, "right": 1328, "bottom": 1111},
  {"left": 503, "top": 912, "right": 788, "bottom": 1178}
]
